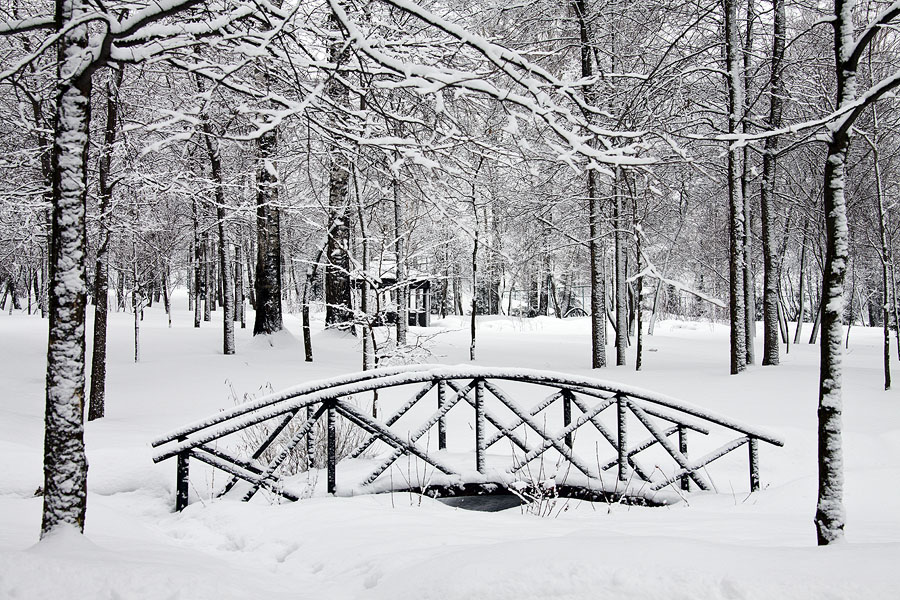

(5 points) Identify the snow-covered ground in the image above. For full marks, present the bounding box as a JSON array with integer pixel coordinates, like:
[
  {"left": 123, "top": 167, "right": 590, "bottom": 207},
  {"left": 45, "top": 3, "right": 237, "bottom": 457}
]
[{"left": 1, "top": 296, "right": 898, "bottom": 599}]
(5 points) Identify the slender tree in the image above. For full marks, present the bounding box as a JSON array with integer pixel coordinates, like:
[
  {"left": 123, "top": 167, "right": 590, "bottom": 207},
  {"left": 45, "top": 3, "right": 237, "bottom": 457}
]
[
  {"left": 761, "top": 0, "right": 786, "bottom": 366},
  {"left": 724, "top": 0, "right": 747, "bottom": 374},
  {"left": 88, "top": 64, "right": 123, "bottom": 421}
]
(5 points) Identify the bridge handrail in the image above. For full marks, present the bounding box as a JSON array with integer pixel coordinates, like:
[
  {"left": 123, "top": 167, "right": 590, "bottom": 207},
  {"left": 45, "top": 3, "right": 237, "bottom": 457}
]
[{"left": 152, "top": 365, "right": 783, "bottom": 463}]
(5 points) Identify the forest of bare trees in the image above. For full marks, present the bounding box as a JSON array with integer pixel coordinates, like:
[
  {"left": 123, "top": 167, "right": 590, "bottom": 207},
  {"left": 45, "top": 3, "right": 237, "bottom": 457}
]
[{"left": 3, "top": 0, "right": 900, "bottom": 547}]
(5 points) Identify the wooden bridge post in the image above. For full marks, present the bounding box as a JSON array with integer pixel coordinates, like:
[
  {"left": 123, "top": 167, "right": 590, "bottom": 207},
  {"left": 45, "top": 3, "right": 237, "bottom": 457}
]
[
  {"left": 475, "top": 378, "right": 485, "bottom": 473},
  {"left": 437, "top": 380, "right": 447, "bottom": 450},
  {"left": 748, "top": 437, "right": 759, "bottom": 492},
  {"left": 617, "top": 395, "right": 628, "bottom": 481},
  {"left": 327, "top": 402, "right": 337, "bottom": 494},
  {"left": 678, "top": 425, "right": 690, "bottom": 492},
  {"left": 175, "top": 436, "right": 189, "bottom": 512},
  {"left": 562, "top": 390, "right": 573, "bottom": 449},
  {"left": 306, "top": 404, "right": 315, "bottom": 471}
]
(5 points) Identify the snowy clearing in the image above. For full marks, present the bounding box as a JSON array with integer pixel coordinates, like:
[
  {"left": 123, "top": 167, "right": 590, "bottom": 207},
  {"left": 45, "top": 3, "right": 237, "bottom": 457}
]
[{"left": 1, "top": 298, "right": 898, "bottom": 599}]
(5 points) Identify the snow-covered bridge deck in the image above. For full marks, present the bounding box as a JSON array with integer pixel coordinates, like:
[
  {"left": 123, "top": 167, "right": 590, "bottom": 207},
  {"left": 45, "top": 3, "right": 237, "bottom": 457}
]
[{"left": 151, "top": 365, "right": 784, "bottom": 510}]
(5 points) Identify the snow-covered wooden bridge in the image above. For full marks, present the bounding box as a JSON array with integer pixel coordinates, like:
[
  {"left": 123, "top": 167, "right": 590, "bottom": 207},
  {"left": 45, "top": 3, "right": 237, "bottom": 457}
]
[{"left": 152, "top": 366, "right": 784, "bottom": 511}]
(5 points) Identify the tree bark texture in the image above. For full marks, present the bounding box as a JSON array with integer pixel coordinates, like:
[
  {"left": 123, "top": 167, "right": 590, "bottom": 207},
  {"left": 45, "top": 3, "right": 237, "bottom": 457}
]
[
  {"left": 198, "top": 96, "right": 235, "bottom": 355},
  {"left": 88, "top": 64, "right": 122, "bottom": 421},
  {"left": 725, "top": 0, "right": 747, "bottom": 374},
  {"left": 816, "top": 0, "right": 855, "bottom": 546},
  {"left": 573, "top": 0, "right": 606, "bottom": 369},
  {"left": 614, "top": 169, "right": 627, "bottom": 366},
  {"left": 394, "top": 165, "right": 408, "bottom": 344},
  {"left": 871, "top": 107, "right": 891, "bottom": 390},
  {"left": 42, "top": 0, "right": 91, "bottom": 537},
  {"left": 742, "top": 0, "right": 756, "bottom": 366},
  {"left": 253, "top": 129, "right": 284, "bottom": 335},
  {"left": 761, "top": 0, "right": 785, "bottom": 366},
  {"left": 324, "top": 12, "right": 353, "bottom": 327}
]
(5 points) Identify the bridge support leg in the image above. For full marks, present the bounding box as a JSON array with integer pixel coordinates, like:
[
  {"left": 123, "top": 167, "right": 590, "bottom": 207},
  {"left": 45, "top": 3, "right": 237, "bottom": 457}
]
[
  {"left": 678, "top": 426, "right": 690, "bottom": 492},
  {"left": 475, "top": 379, "right": 485, "bottom": 473},
  {"left": 748, "top": 437, "right": 759, "bottom": 492},
  {"left": 438, "top": 380, "right": 447, "bottom": 450},
  {"left": 176, "top": 445, "right": 190, "bottom": 512},
  {"left": 562, "top": 390, "right": 573, "bottom": 449},
  {"left": 327, "top": 403, "right": 337, "bottom": 495},
  {"left": 617, "top": 395, "right": 628, "bottom": 481},
  {"left": 306, "top": 404, "right": 316, "bottom": 471}
]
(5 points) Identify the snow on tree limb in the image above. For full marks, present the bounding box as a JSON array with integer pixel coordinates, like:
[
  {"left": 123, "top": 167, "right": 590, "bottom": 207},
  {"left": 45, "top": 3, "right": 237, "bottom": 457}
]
[{"left": 628, "top": 260, "right": 726, "bottom": 309}]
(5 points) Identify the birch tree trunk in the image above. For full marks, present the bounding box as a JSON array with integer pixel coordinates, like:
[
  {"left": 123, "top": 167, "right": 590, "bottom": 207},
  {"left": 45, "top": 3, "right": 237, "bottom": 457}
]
[{"left": 816, "top": 0, "right": 856, "bottom": 546}]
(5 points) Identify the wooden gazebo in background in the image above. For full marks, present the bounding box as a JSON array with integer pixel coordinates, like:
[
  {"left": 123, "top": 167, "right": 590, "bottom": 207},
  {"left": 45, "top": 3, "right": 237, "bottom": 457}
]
[{"left": 351, "top": 258, "right": 432, "bottom": 327}]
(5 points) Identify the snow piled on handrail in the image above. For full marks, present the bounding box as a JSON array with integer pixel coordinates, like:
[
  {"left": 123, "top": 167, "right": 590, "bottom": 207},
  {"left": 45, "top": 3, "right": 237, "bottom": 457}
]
[{"left": 152, "top": 364, "right": 784, "bottom": 461}]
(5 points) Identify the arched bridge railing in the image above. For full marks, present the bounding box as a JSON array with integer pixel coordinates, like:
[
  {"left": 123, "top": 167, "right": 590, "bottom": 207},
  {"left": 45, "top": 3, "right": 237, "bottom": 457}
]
[{"left": 151, "top": 366, "right": 784, "bottom": 511}]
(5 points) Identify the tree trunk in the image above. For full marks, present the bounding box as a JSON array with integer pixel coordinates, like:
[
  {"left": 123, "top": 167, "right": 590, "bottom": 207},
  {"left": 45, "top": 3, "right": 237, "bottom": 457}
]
[
  {"left": 635, "top": 225, "right": 643, "bottom": 371},
  {"left": 162, "top": 269, "right": 172, "bottom": 328},
  {"left": 253, "top": 129, "right": 284, "bottom": 335},
  {"left": 197, "top": 77, "right": 235, "bottom": 354},
  {"left": 817, "top": 125, "right": 850, "bottom": 544},
  {"left": 469, "top": 172, "right": 480, "bottom": 362},
  {"left": 42, "top": 0, "right": 91, "bottom": 536},
  {"left": 573, "top": 0, "right": 606, "bottom": 368},
  {"left": 192, "top": 200, "right": 202, "bottom": 327},
  {"left": 742, "top": 0, "right": 756, "bottom": 365},
  {"left": 725, "top": 0, "right": 747, "bottom": 374},
  {"left": 809, "top": 293, "right": 822, "bottom": 345},
  {"left": 614, "top": 169, "right": 627, "bottom": 366},
  {"left": 88, "top": 64, "right": 122, "bottom": 421},
  {"left": 870, "top": 107, "right": 891, "bottom": 390},
  {"left": 394, "top": 162, "right": 408, "bottom": 345},
  {"left": 816, "top": 0, "right": 857, "bottom": 545},
  {"left": 761, "top": 0, "right": 785, "bottom": 366},
  {"left": 794, "top": 219, "right": 809, "bottom": 344},
  {"left": 235, "top": 244, "right": 245, "bottom": 328},
  {"left": 203, "top": 234, "right": 212, "bottom": 322},
  {"left": 324, "top": 13, "right": 353, "bottom": 328}
]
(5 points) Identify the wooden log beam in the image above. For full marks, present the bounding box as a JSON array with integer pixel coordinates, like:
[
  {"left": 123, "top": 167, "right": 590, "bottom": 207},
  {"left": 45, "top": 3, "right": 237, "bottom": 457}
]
[
  {"left": 349, "top": 380, "right": 437, "bottom": 458},
  {"left": 650, "top": 436, "right": 750, "bottom": 491},
  {"left": 628, "top": 400, "right": 711, "bottom": 491},
  {"left": 242, "top": 403, "right": 328, "bottom": 502}
]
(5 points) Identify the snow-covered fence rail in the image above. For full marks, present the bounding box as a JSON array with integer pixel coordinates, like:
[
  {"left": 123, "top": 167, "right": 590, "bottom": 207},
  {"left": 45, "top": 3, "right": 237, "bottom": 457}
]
[{"left": 151, "top": 366, "right": 784, "bottom": 511}]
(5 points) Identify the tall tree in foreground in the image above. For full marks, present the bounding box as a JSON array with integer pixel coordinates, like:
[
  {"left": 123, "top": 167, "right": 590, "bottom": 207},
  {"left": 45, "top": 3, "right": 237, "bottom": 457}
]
[
  {"left": 816, "top": 0, "right": 900, "bottom": 546},
  {"left": 40, "top": 0, "right": 93, "bottom": 536},
  {"left": 0, "top": 0, "right": 285, "bottom": 537}
]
